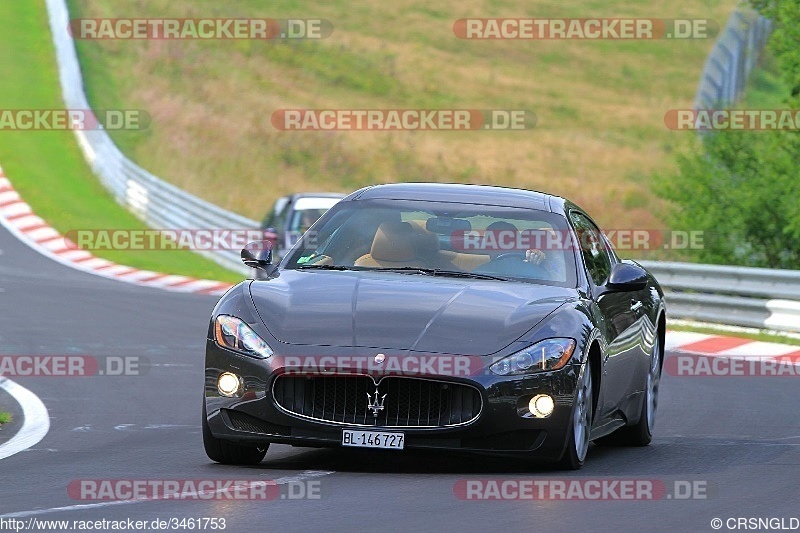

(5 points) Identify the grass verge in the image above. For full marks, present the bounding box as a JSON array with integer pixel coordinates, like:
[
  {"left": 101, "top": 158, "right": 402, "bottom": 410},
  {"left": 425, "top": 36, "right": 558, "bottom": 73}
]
[
  {"left": 0, "top": 412, "right": 11, "bottom": 425},
  {"left": 669, "top": 321, "right": 800, "bottom": 347},
  {"left": 0, "top": 2, "right": 241, "bottom": 283},
  {"left": 741, "top": 54, "right": 792, "bottom": 109}
]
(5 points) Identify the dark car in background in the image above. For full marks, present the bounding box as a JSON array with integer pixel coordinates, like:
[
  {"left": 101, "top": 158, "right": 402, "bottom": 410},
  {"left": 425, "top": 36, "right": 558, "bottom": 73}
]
[
  {"left": 261, "top": 193, "right": 344, "bottom": 260},
  {"left": 204, "top": 183, "right": 666, "bottom": 470}
]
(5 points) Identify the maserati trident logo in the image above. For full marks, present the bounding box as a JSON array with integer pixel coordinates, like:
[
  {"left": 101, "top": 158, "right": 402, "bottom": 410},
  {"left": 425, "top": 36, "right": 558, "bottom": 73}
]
[{"left": 367, "top": 388, "right": 387, "bottom": 417}]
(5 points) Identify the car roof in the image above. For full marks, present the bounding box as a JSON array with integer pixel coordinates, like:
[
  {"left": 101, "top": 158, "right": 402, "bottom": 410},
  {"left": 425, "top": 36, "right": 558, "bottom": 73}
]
[
  {"left": 347, "top": 182, "right": 569, "bottom": 213},
  {"left": 289, "top": 192, "right": 346, "bottom": 200}
]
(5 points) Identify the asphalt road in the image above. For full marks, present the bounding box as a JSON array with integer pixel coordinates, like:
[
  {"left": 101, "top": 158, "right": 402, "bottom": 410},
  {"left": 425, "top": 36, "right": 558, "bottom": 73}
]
[{"left": 1, "top": 224, "right": 798, "bottom": 533}]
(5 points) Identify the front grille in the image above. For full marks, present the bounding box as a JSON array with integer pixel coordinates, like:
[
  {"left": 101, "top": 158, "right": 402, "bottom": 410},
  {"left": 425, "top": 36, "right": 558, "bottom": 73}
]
[{"left": 272, "top": 375, "right": 482, "bottom": 428}]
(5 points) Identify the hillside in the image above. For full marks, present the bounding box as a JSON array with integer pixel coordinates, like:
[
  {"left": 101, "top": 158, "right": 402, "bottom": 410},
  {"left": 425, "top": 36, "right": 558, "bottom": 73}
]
[{"left": 68, "top": 0, "right": 739, "bottom": 239}]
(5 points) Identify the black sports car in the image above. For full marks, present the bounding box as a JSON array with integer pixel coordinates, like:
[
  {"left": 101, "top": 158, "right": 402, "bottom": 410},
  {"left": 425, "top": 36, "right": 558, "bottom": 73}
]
[{"left": 203, "top": 183, "right": 666, "bottom": 469}]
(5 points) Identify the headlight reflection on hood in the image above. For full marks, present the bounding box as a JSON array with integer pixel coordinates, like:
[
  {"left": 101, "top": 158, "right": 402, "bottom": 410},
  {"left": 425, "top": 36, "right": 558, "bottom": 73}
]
[
  {"left": 214, "top": 315, "right": 274, "bottom": 359},
  {"left": 490, "top": 338, "right": 576, "bottom": 376}
]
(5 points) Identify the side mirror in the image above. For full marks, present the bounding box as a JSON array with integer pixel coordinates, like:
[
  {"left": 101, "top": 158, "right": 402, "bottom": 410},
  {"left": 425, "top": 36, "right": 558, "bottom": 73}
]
[
  {"left": 241, "top": 241, "right": 273, "bottom": 271},
  {"left": 606, "top": 261, "right": 648, "bottom": 291}
]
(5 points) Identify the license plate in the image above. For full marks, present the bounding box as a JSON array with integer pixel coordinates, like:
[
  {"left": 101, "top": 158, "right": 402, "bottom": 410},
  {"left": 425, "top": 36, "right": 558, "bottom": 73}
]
[{"left": 342, "top": 429, "right": 405, "bottom": 450}]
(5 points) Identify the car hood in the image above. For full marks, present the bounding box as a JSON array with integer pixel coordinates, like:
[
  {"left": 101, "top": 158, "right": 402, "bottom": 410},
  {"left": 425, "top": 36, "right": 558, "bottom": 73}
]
[{"left": 249, "top": 270, "right": 577, "bottom": 356}]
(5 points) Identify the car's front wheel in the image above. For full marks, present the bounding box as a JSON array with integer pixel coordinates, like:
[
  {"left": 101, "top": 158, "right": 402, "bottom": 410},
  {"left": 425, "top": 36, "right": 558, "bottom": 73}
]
[
  {"left": 558, "top": 358, "right": 593, "bottom": 470},
  {"left": 202, "top": 402, "right": 269, "bottom": 465}
]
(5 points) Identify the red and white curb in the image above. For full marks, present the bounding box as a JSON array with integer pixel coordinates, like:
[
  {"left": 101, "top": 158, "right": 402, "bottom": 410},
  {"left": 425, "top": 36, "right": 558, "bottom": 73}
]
[
  {"left": 0, "top": 169, "right": 234, "bottom": 295},
  {"left": 666, "top": 330, "right": 800, "bottom": 361}
]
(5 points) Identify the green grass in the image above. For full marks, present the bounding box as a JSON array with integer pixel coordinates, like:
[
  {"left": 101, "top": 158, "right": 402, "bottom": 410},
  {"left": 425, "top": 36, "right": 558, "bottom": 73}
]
[
  {"left": 0, "top": 412, "right": 11, "bottom": 425},
  {"left": 741, "top": 54, "right": 793, "bottom": 108},
  {"left": 0, "top": 2, "right": 241, "bottom": 283},
  {"left": 670, "top": 323, "right": 800, "bottom": 347}
]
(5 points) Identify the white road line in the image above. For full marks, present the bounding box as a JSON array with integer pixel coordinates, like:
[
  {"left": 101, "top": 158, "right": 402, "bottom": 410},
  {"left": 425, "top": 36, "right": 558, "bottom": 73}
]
[
  {"left": 0, "top": 470, "right": 336, "bottom": 518},
  {"left": 0, "top": 377, "right": 50, "bottom": 460}
]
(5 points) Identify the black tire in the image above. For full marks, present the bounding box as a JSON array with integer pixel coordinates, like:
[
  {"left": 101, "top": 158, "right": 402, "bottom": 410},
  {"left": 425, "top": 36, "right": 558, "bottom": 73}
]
[
  {"left": 202, "top": 401, "right": 269, "bottom": 465},
  {"left": 558, "top": 358, "right": 593, "bottom": 470},
  {"left": 596, "top": 334, "right": 662, "bottom": 447}
]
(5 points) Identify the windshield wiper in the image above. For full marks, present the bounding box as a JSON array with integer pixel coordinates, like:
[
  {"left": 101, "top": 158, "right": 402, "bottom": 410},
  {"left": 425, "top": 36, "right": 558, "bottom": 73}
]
[
  {"left": 296, "top": 264, "right": 354, "bottom": 271},
  {"left": 430, "top": 269, "right": 510, "bottom": 282},
  {"left": 369, "top": 267, "right": 509, "bottom": 281},
  {"left": 297, "top": 264, "right": 509, "bottom": 281},
  {"left": 366, "top": 267, "right": 436, "bottom": 276}
]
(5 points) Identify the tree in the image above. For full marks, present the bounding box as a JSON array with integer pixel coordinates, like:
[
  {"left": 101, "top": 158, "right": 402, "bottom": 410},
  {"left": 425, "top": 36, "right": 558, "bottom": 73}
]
[
  {"left": 655, "top": 2, "right": 800, "bottom": 268},
  {"left": 749, "top": 0, "right": 800, "bottom": 103},
  {"left": 657, "top": 131, "right": 800, "bottom": 268}
]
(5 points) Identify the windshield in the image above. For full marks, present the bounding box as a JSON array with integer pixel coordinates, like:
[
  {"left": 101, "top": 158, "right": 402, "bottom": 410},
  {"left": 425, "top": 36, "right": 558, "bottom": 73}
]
[{"left": 283, "top": 198, "right": 578, "bottom": 287}]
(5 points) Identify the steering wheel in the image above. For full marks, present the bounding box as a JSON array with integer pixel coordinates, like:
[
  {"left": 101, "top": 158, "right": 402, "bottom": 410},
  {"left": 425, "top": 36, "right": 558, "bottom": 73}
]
[
  {"left": 492, "top": 252, "right": 528, "bottom": 262},
  {"left": 483, "top": 251, "right": 554, "bottom": 280}
]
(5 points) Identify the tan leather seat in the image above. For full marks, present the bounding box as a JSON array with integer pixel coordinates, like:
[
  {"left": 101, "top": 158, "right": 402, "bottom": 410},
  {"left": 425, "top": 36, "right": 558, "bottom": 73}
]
[
  {"left": 409, "top": 219, "right": 491, "bottom": 271},
  {"left": 354, "top": 221, "right": 427, "bottom": 268}
]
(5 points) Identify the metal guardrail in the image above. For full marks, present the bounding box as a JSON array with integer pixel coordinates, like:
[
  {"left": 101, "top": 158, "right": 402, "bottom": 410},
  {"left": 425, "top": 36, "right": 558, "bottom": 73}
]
[
  {"left": 46, "top": 0, "right": 257, "bottom": 275},
  {"left": 640, "top": 261, "right": 800, "bottom": 333},
  {"left": 695, "top": 9, "right": 772, "bottom": 108}
]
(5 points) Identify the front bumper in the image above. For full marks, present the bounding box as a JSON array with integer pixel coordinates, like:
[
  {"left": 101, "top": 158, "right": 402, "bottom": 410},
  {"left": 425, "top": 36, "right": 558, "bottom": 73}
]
[{"left": 204, "top": 340, "right": 581, "bottom": 462}]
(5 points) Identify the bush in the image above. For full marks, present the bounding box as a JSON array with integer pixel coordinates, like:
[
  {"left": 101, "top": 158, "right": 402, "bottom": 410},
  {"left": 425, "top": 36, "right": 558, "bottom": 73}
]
[{"left": 656, "top": 130, "right": 800, "bottom": 268}]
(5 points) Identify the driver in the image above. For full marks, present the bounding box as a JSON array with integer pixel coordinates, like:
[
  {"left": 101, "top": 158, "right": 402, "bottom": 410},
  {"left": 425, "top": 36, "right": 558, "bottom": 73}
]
[
  {"left": 486, "top": 221, "right": 546, "bottom": 264},
  {"left": 477, "top": 221, "right": 550, "bottom": 278}
]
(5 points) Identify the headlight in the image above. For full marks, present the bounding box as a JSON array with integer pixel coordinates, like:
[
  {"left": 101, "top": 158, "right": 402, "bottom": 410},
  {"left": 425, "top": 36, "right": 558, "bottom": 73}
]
[
  {"left": 490, "top": 338, "right": 576, "bottom": 376},
  {"left": 214, "top": 315, "right": 274, "bottom": 359}
]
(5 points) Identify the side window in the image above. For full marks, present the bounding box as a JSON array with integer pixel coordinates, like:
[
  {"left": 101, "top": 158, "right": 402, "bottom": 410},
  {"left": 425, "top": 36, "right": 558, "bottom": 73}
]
[{"left": 570, "top": 211, "right": 612, "bottom": 286}]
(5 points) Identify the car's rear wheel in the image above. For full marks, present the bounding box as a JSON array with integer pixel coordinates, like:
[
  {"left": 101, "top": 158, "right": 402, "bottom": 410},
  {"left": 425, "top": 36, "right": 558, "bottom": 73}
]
[
  {"left": 202, "top": 401, "right": 269, "bottom": 465},
  {"left": 596, "top": 334, "right": 662, "bottom": 447},
  {"left": 558, "top": 358, "right": 593, "bottom": 470}
]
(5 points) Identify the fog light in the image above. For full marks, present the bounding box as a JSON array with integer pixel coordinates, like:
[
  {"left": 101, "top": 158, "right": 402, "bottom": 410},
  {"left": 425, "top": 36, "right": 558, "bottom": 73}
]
[
  {"left": 529, "top": 394, "right": 554, "bottom": 418},
  {"left": 218, "top": 372, "right": 242, "bottom": 397}
]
